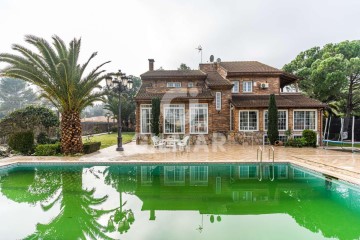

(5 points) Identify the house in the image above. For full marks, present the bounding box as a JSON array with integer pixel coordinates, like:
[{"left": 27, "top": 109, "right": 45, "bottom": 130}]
[{"left": 134, "top": 59, "right": 326, "bottom": 145}]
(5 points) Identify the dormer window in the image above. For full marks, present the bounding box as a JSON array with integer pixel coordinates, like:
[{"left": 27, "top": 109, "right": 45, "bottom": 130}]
[
  {"left": 231, "top": 81, "right": 239, "bottom": 93},
  {"left": 188, "top": 82, "right": 194, "bottom": 88},
  {"left": 243, "top": 81, "right": 252, "bottom": 92},
  {"left": 167, "top": 82, "right": 181, "bottom": 88}
]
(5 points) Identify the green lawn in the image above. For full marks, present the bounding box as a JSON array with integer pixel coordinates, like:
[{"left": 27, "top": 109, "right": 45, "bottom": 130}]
[{"left": 83, "top": 132, "right": 135, "bottom": 149}]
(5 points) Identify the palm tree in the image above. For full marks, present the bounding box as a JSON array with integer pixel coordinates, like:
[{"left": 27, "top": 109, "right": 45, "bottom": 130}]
[{"left": 0, "top": 35, "right": 109, "bottom": 154}]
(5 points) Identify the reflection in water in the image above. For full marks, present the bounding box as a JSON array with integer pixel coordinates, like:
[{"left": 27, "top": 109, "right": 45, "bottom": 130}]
[{"left": 0, "top": 164, "right": 360, "bottom": 240}]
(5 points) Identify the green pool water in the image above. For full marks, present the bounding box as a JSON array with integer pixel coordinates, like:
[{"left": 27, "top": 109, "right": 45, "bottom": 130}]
[{"left": 0, "top": 163, "right": 360, "bottom": 240}]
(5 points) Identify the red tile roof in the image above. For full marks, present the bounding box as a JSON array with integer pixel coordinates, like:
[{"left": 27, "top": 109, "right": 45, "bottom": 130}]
[
  {"left": 140, "top": 70, "right": 206, "bottom": 79},
  {"left": 231, "top": 94, "right": 327, "bottom": 108},
  {"left": 219, "top": 61, "right": 283, "bottom": 73},
  {"left": 205, "top": 71, "right": 233, "bottom": 87}
]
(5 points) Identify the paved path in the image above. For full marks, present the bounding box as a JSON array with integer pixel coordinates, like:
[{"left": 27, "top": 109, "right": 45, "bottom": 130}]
[{"left": 1, "top": 142, "right": 360, "bottom": 185}]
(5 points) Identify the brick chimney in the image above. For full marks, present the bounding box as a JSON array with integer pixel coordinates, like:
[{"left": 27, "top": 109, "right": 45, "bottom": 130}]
[{"left": 148, "top": 59, "right": 155, "bottom": 71}]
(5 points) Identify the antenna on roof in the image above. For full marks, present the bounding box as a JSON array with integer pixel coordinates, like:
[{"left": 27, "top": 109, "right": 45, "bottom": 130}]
[
  {"left": 210, "top": 55, "right": 214, "bottom": 62},
  {"left": 216, "top": 58, "right": 221, "bottom": 63},
  {"left": 195, "top": 45, "right": 203, "bottom": 63}
]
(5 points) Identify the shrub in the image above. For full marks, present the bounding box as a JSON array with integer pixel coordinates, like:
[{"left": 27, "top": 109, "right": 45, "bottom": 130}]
[
  {"left": 83, "top": 142, "right": 101, "bottom": 154},
  {"left": 35, "top": 143, "right": 61, "bottom": 156},
  {"left": 151, "top": 98, "right": 161, "bottom": 136},
  {"left": 37, "top": 132, "right": 50, "bottom": 144},
  {"left": 267, "top": 94, "right": 279, "bottom": 145},
  {"left": 285, "top": 137, "right": 307, "bottom": 148},
  {"left": 302, "top": 129, "right": 317, "bottom": 147},
  {"left": 8, "top": 131, "right": 34, "bottom": 154}
]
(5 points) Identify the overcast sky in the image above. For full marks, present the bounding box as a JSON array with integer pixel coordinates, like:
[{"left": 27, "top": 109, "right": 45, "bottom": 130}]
[{"left": 0, "top": 0, "right": 359, "bottom": 76}]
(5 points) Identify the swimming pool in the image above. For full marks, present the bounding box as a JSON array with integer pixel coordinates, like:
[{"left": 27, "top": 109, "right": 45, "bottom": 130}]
[{"left": 0, "top": 163, "right": 359, "bottom": 239}]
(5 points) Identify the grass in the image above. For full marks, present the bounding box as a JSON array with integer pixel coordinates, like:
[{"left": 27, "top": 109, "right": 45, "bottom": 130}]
[{"left": 83, "top": 132, "right": 135, "bottom": 149}]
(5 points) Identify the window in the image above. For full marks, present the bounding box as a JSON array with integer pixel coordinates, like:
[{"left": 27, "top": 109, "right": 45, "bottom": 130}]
[
  {"left": 164, "top": 104, "right": 185, "bottom": 133},
  {"left": 239, "top": 110, "right": 258, "bottom": 131},
  {"left": 293, "top": 110, "right": 316, "bottom": 130},
  {"left": 243, "top": 81, "right": 252, "bottom": 92},
  {"left": 239, "top": 166, "right": 257, "bottom": 179},
  {"left": 232, "top": 81, "right": 239, "bottom": 93},
  {"left": 277, "top": 165, "right": 288, "bottom": 179},
  {"left": 263, "top": 135, "right": 288, "bottom": 143},
  {"left": 188, "top": 82, "right": 194, "bottom": 88},
  {"left": 264, "top": 110, "right": 288, "bottom": 131},
  {"left": 190, "top": 166, "right": 208, "bottom": 186},
  {"left": 140, "top": 104, "right": 152, "bottom": 133},
  {"left": 164, "top": 166, "right": 185, "bottom": 186},
  {"left": 141, "top": 166, "right": 153, "bottom": 185},
  {"left": 190, "top": 104, "right": 208, "bottom": 134},
  {"left": 167, "top": 82, "right": 181, "bottom": 88},
  {"left": 216, "top": 92, "right": 221, "bottom": 110}
]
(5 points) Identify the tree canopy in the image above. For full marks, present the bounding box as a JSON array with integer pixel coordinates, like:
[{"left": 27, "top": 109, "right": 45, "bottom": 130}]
[
  {"left": 178, "top": 63, "right": 191, "bottom": 70},
  {"left": 283, "top": 40, "right": 360, "bottom": 116},
  {"left": 0, "top": 35, "right": 110, "bottom": 154},
  {"left": 0, "top": 78, "right": 38, "bottom": 117}
]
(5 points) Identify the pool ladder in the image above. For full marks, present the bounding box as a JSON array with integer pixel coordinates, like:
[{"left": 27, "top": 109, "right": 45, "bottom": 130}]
[{"left": 257, "top": 146, "right": 275, "bottom": 181}]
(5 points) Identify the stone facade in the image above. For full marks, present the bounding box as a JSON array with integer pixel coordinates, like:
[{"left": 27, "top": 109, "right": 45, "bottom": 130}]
[{"left": 135, "top": 60, "right": 326, "bottom": 146}]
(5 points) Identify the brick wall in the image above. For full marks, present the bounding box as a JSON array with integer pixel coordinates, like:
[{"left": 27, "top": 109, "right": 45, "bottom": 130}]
[
  {"left": 228, "top": 76, "right": 280, "bottom": 95},
  {"left": 209, "top": 89, "right": 232, "bottom": 133}
]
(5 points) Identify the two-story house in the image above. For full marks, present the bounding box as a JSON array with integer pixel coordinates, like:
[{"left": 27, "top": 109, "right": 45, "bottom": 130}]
[{"left": 135, "top": 59, "right": 326, "bottom": 145}]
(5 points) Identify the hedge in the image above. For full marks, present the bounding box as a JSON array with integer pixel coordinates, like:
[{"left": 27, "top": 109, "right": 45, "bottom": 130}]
[
  {"left": 83, "top": 142, "right": 101, "bottom": 154},
  {"left": 35, "top": 143, "right": 61, "bottom": 156},
  {"left": 8, "top": 131, "right": 34, "bottom": 155}
]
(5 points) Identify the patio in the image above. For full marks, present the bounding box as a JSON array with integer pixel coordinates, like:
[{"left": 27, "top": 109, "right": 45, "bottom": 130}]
[{"left": 1, "top": 142, "right": 360, "bottom": 185}]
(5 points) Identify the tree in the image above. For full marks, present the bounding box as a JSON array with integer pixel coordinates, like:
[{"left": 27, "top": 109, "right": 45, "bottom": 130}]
[
  {"left": 103, "top": 76, "right": 141, "bottom": 128},
  {"left": 151, "top": 98, "right": 161, "bottom": 136},
  {"left": 0, "top": 78, "right": 38, "bottom": 116},
  {"left": 267, "top": 94, "right": 278, "bottom": 145},
  {"left": 178, "top": 63, "right": 191, "bottom": 70},
  {"left": 283, "top": 40, "right": 360, "bottom": 117},
  {"left": 0, "top": 35, "right": 108, "bottom": 154},
  {"left": 0, "top": 106, "right": 59, "bottom": 138}
]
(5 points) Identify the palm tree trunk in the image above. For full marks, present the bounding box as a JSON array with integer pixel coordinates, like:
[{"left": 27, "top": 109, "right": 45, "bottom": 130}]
[{"left": 61, "top": 110, "right": 83, "bottom": 154}]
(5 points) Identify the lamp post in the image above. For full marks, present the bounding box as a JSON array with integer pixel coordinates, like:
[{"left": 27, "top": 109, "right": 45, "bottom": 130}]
[
  {"left": 106, "top": 70, "right": 133, "bottom": 151},
  {"left": 105, "top": 112, "right": 111, "bottom": 134}
]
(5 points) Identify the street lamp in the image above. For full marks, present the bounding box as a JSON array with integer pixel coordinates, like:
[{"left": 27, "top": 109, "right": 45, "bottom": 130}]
[
  {"left": 105, "top": 112, "right": 111, "bottom": 134},
  {"left": 105, "top": 70, "right": 133, "bottom": 151}
]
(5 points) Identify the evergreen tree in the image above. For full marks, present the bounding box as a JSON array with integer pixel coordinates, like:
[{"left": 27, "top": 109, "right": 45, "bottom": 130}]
[
  {"left": 151, "top": 98, "right": 160, "bottom": 136},
  {"left": 0, "top": 78, "right": 38, "bottom": 116},
  {"left": 267, "top": 94, "right": 279, "bottom": 145}
]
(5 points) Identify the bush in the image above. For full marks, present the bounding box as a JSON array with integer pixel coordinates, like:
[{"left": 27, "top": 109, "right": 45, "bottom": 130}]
[
  {"left": 83, "top": 142, "right": 101, "bottom": 154},
  {"left": 285, "top": 137, "right": 307, "bottom": 148},
  {"left": 37, "top": 132, "right": 50, "bottom": 144},
  {"left": 267, "top": 94, "right": 279, "bottom": 145},
  {"left": 35, "top": 143, "right": 61, "bottom": 156},
  {"left": 302, "top": 129, "right": 317, "bottom": 147},
  {"left": 8, "top": 131, "right": 34, "bottom": 155}
]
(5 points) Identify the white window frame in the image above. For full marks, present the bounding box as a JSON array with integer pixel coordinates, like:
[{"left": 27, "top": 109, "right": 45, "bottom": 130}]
[
  {"left": 188, "top": 82, "right": 194, "bottom": 88},
  {"left": 141, "top": 166, "right": 153, "bottom": 185},
  {"left": 232, "top": 81, "right": 239, "bottom": 93},
  {"left": 140, "top": 104, "right": 152, "bottom": 134},
  {"left": 163, "top": 104, "right": 185, "bottom": 134},
  {"left": 190, "top": 103, "right": 208, "bottom": 134},
  {"left": 242, "top": 81, "right": 253, "bottom": 93},
  {"left": 264, "top": 110, "right": 288, "bottom": 131},
  {"left": 167, "top": 82, "right": 181, "bottom": 88},
  {"left": 239, "top": 110, "right": 259, "bottom": 131},
  {"left": 190, "top": 166, "right": 208, "bottom": 186},
  {"left": 164, "top": 166, "right": 186, "bottom": 186},
  {"left": 293, "top": 109, "right": 317, "bottom": 131},
  {"left": 239, "top": 165, "right": 258, "bottom": 179},
  {"left": 215, "top": 92, "right": 222, "bottom": 111}
]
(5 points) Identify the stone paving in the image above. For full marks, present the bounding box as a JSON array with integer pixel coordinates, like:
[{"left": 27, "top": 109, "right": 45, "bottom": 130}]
[{"left": 1, "top": 142, "right": 360, "bottom": 185}]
